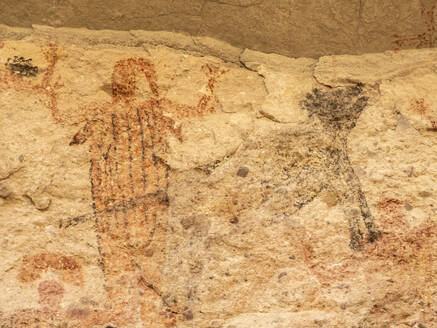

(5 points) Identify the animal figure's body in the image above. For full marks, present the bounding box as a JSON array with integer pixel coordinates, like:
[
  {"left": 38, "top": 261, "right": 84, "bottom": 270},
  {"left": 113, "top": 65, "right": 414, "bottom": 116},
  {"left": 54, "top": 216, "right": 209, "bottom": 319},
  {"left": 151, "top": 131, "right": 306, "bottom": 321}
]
[
  {"left": 298, "top": 84, "right": 380, "bottom": 248},
  {"left": 229, "top": 84, "right": 379, "bottom": 250}
]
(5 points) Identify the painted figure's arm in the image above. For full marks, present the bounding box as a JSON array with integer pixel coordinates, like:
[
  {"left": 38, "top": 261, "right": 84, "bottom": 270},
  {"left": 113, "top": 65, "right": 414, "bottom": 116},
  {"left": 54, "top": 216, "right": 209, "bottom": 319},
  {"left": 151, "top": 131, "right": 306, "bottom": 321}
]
[
  {"left": 70, "top": 119, "right": 103, "bottom": 145},
  {"left": 162, "top": 64, "right": 228, "bottom": 119}
]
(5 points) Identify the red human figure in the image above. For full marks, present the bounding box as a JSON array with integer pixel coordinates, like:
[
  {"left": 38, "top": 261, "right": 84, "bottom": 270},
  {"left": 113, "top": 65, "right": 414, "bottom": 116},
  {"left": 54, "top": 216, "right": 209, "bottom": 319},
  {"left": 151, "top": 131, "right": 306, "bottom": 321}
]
[{"left": 70, "top": 57, "right": 226, "bottom": 326}]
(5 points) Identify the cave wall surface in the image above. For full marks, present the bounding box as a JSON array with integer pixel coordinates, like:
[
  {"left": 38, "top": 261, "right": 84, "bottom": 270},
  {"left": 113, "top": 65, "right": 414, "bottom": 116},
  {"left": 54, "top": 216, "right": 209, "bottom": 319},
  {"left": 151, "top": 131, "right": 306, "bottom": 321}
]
[
  {"left": 1, "top": 0, "right": 437, "bottom": 57},
  {"left": 0, "top": 25, "right": 436, "bottom": 328}
]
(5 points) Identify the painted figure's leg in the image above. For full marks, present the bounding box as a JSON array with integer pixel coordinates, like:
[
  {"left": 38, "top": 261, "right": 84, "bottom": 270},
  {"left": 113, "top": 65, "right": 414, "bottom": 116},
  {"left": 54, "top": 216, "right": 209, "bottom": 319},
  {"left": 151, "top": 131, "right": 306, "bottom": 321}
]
[
  {"left": 89, "top": 129, "right": 138, "bottom": 324},
  {"left": 128, "top": 107, "right": 171, "bottom": 326},
  {"left": 334, "top": 149, "right": 380, "bottom": 249},
  {"left": 340, "top": 150, "right": 380, "bottom": 243},
  {"left": 331, "top": 176, "right": 365, "bottom": 249},
  {"left": 137, "top": 197, "right": 171, "bottom": 327},
  {"left": 107, "top": 109, "right": 158, "bottom": 323}
]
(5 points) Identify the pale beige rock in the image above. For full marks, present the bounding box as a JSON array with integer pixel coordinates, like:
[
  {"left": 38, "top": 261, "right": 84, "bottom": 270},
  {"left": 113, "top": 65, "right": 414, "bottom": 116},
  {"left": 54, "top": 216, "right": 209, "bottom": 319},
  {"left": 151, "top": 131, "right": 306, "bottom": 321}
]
[
  {"left": 240, "top": 49, "right": 316, "bottom": 123},
  {"left": 314, "top": 49, "right": 437, "bottom": 87},
  {"left": 132, "top": 29, "right": 196, "bottom": 51},
  {"left": 0, "top": 89, "right": 105, "bottom": 315},
  {"left": 193, "top": 36, "right": 243, "bottom": 63},
  {"left": 0, "top": 28, "right": 436, "bottom": 328}
]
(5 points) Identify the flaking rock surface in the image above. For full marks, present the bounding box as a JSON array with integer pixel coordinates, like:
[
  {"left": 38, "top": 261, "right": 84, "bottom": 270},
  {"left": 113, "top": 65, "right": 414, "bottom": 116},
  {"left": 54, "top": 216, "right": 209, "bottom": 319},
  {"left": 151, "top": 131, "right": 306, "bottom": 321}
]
[{"left": 0, "top": 28, "right": 436, "bottom": 328}]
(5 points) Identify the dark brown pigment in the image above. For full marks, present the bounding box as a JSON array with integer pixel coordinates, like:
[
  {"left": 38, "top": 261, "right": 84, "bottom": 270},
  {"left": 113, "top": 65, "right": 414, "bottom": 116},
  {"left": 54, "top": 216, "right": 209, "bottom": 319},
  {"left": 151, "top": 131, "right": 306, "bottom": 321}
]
[{"left": 300, "top": 84, "right": 380, "bottom": 249}]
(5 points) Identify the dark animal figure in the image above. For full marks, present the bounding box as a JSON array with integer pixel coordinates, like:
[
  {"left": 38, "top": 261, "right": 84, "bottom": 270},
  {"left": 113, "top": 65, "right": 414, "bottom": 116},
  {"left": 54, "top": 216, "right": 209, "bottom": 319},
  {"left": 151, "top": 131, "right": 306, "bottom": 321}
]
[{"left": 298, "top": 84, "right": 380, "bottom": 249}]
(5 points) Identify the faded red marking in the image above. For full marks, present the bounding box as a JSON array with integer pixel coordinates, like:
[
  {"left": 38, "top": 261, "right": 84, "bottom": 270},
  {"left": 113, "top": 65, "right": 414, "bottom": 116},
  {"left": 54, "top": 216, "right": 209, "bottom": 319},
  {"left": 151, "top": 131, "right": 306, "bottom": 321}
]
[
  {"left": 363, "top": 199, "right": 436, "bottom": 324},
  {"left": 18, "top": 253, "right": 83, "bottom": 286},
  {"left": 291, "top": 196, "right": 435, "bottom": 326},
  {"left": 375, "top": 198, "right": 408, "bottom": 227},
  {"left": 364, "top": 198, "right": 435, "bottom": 263},
  {"left": 0, "top": 43, "right": 63, "bottom": 121},
  {"left": 410, "top": 98, "right": 429, "bottom": 118},
  {"left": 393, "top": 2, "right": 436, "bottom": 49},
  {"left": 38, "top": 280, "right": 64, "bottom": 309},
  {"left": 40, "top": 44, "right": 62, "bottom": 120},
  {"left": 295, "top": 197, "right": 435, "bottom": 284},
  {"left": 408, "top": 98, "right": 437, "bottom": 129},
  {"left": 67, "top": 307, "right": 91, "bottom": 319}
]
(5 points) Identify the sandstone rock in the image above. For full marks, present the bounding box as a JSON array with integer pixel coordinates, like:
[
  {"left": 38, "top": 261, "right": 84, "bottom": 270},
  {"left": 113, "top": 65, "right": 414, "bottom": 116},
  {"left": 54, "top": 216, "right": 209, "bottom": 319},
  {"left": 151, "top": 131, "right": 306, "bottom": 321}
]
[
  {"left": 240, "top": 49, "right": 315, "bottom": 124},
  {"left": 1, "top": 0, "right": 435, "bottom": 58},
  {"left": 0, "top": 27, "right": 435, "bottom": 328},
  {"left": 0, "top": 183, "right": 12, "bottom": 199}
]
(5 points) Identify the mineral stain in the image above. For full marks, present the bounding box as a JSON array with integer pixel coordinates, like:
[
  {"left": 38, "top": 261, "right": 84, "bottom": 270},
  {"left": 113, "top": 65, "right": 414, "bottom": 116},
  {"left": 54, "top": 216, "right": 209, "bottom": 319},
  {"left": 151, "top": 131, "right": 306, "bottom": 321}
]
[{"left": 5, "top": 56, "right": 38, "bottom": 77}]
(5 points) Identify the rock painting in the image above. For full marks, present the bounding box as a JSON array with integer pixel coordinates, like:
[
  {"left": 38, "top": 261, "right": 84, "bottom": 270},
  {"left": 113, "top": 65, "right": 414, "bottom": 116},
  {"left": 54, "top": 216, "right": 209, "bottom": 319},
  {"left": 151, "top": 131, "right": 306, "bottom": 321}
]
[
  {"left": 238, "top": 85, "right": 380, "bottom": 251},
  {"left": 0, "top": 253, "right": 100, "bottom": 328},
  {"left": 1, "top": 30, "right": 436, "bottom": 327},
  {"left": 18, "top": 253, "right": 83, "bottom": 286},
  {"left": 409, "top": 97, "right": 437, "bottom": 130},
  {"left": 68, "top": 57, "right": 227, "bottom": 326},
  {"left": 0, "top": 43, "right": 227, "bottom": 326},
  {"left": 299, "top": 84, "right": 380, "bottom": 249},
  {"left": 0, "top": 43, "right": 61, "bottom": 120}
]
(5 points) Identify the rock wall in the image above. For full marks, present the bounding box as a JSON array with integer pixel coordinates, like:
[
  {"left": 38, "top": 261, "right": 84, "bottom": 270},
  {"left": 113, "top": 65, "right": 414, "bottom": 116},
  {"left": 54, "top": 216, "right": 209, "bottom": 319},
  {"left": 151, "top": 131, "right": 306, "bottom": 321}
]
[
  {"left": 0, "top": 26, "right": 436, "bottom": 328},
  {"left": 1, "top": 0, "right": 437, "bottom": 57}
]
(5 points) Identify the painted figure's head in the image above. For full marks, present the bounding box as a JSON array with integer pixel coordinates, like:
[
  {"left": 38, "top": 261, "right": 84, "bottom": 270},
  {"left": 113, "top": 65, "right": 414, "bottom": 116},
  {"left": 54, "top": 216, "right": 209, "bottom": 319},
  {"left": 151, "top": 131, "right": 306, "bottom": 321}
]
[
  {"left": 301, "top": 83, "right": 368, "bottom": 133},
  {"left": 111, "top": 57, "right": 159, "bottom": 101}
]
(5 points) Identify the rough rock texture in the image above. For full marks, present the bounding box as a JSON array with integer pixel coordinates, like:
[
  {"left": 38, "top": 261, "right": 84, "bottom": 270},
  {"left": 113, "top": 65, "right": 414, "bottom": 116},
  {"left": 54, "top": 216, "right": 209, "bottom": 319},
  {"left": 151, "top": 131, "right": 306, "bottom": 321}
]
[
  {"left": 0, "top": 27, "right": 436, "bottom": 328},
  {"left": 1, "top": 0, "right": 437, "bottom": 57}
]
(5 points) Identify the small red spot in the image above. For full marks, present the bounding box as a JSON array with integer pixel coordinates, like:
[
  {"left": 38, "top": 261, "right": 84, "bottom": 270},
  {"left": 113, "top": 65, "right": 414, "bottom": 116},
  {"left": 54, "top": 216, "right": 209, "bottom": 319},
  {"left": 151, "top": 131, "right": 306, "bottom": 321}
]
[
  {"left": 68, "top": 307, "right": 90, "bottom": 319},
  {"left": 38, "top": 280, "right": 64, "bottom": 308}
]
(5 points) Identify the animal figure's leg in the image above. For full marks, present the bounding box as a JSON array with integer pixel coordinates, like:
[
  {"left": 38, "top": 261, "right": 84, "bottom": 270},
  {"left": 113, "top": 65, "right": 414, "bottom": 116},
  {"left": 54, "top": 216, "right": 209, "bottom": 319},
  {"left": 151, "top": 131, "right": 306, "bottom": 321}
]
[
  {"left": 340, "top": 150, "right": 380, "bottom": 242},
  {"left": 334, "top": 149, "right": 380, "bottom": 249}
]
